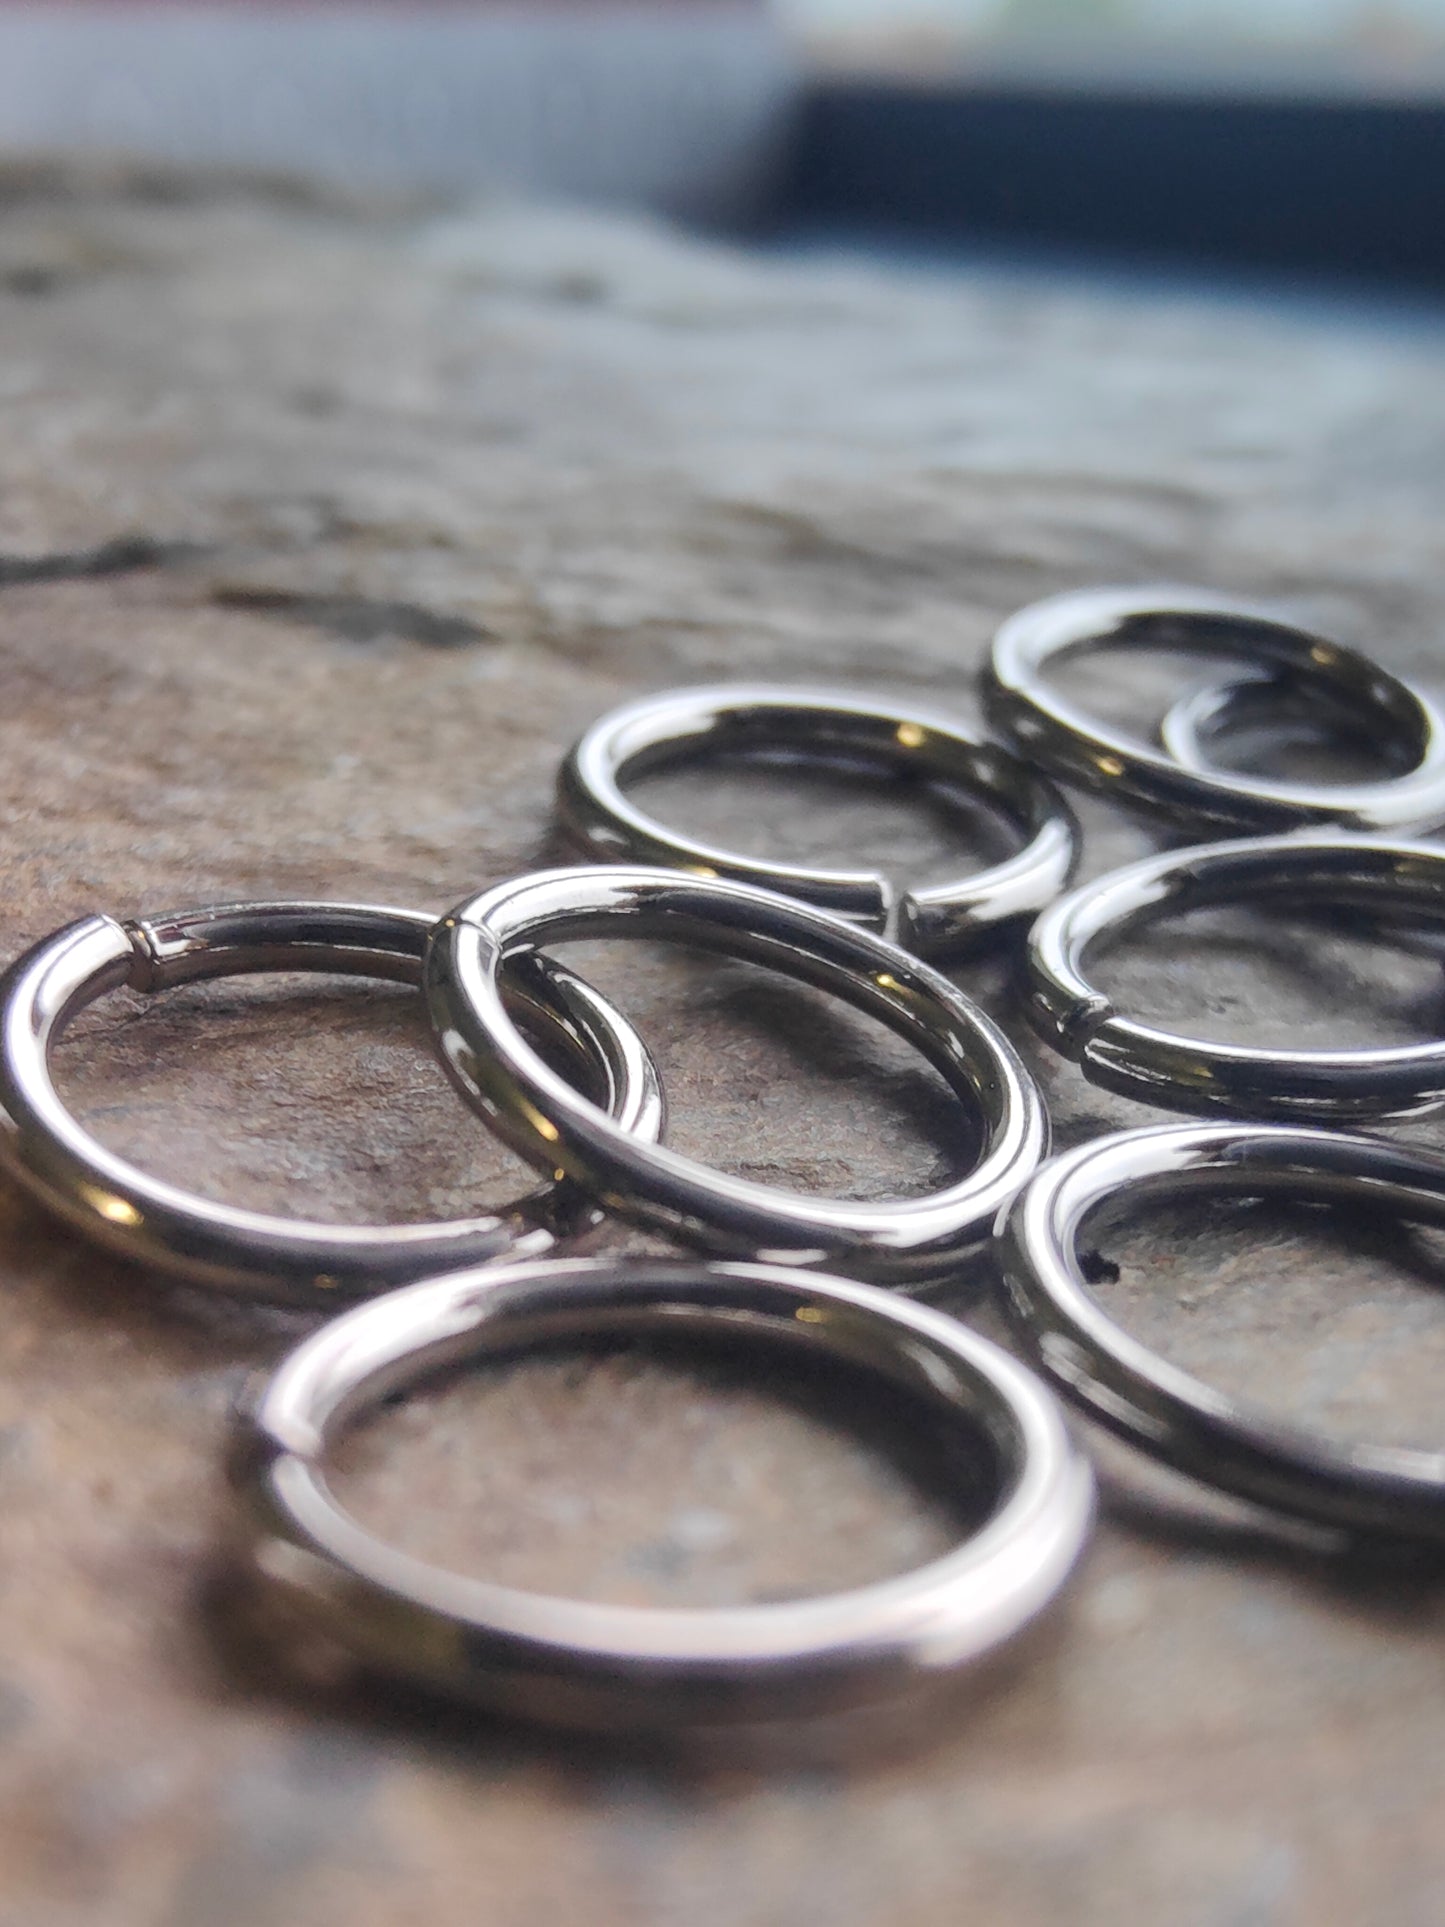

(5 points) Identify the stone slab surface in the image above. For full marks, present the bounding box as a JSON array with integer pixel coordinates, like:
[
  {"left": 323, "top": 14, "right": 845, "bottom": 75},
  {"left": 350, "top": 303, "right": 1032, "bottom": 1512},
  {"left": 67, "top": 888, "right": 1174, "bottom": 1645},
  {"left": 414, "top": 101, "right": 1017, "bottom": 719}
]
[{"left": 3, "top": 160, "right": 1445, "bottom": 1926}]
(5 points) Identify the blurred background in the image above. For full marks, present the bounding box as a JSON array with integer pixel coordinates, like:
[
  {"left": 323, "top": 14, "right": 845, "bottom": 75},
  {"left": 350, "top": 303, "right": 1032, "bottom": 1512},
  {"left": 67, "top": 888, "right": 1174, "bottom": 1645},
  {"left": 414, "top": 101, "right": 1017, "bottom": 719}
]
[
  {"left": 0, "top": 0, "right": 1441, "bottom": 282},
  {"left": 790, "top": 0, "right": 1445, "bottom": 71}
]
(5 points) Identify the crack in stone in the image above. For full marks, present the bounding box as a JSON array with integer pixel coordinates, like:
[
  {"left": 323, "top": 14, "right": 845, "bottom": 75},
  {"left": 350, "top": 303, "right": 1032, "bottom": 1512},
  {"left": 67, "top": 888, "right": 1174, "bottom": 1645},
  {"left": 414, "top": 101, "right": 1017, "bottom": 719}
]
[
  {"left": 1080, "top": 1248, "right": 1123, "bottom": 1286},
  {"left": 0, "top": 535, "right": 203, "bottom": 587},
  {"left": 212, "top": 586, "right": 496, "bottom": 650}
]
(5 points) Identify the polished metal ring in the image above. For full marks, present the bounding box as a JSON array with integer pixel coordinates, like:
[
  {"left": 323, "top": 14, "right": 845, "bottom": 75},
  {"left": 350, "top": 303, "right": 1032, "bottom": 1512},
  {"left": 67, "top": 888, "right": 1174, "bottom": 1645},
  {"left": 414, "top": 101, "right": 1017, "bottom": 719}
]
[
  {"left": 984, "top": 586, "right": 1445, "bottom": 834},
  {"left": 0, "top": 902, "right": 663, "bottom": 1305},
  {"left": 426, "top": 866, "right": 1047, "bottom": 1286},
  {"left": 232, "top": 1255, "right": 1095, "bottom": 1733},
  {"left": 557, "top": 685, "right": 1079, "bottom": 956},
  {"left": 1026, "top": 831, "right": 1445, "bottom": 1123},
  {"left": 1160, "top": 672, "right": 1417, "bottom": 778},
  {"left": 996, "top": 1121, "right": 1445, "bottom": 1544}
]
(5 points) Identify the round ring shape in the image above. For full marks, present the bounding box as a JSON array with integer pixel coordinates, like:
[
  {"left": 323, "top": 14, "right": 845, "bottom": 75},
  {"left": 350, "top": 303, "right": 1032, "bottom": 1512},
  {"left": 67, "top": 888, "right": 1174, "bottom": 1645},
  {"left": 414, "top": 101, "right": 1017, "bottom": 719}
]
[
  {"left": 232, "top": 1254, "right": 1095, "bottom": 1732},
  {"left": 1161, "top": 673, "right": 1419, "bottom": 779},
  {"left": 1026, "top": 831, "right": 1445, "bottom": 1123},
  {"left": 557, "top": 684, "right": 1080, "bottom": 957},
  {"left": 996, "top": 1121, "right": 1445, "bottom": 1544},
  {"left": 0, "top": 902, "right": 664, "bottom": 1305},
  {"left": 984, "top": 586, "right": 1445, "bottom": 834},
  {"left": 426, "top": 866, "right": 1048, "bottom": 1286}
]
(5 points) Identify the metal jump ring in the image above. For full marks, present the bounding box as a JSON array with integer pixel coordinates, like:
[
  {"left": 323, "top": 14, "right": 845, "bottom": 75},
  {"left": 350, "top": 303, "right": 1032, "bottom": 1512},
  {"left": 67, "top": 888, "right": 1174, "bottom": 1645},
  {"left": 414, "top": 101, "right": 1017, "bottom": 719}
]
[
  {"left": 425, "top": 866, "right": 1047, "bottom": 1287},
  {"left": 232, "top": 1254, "right": 1095, "bottom": 1732},
  {"left": 996, "top": 1121, "right": 1445, "bottom": 1544},
  {"left": 0, "top": 902, "right": 663, "bottom": 1305},
  {"left": 1161, "top": 672, "right": 1419, "bottom": 777},
  {"left": 984, "top": 586, "right": 1445, "bottom": 834},
  {"left": 1026, "top": 831, "right": 1445, "bottom": 1123},
  {"left": 557, "top": 685, "right": 1079, "bottom": 957}
]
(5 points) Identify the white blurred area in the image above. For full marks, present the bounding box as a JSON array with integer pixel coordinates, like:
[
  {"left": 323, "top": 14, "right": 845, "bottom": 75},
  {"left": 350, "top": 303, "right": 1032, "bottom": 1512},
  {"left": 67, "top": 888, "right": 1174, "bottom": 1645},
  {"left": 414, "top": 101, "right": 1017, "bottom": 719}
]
[
  {"left": 0, "top": 5, "right": 797, "bottom": 220},
  {"left": 779, "top": 0, "right": 1445, "bottom": 73}
]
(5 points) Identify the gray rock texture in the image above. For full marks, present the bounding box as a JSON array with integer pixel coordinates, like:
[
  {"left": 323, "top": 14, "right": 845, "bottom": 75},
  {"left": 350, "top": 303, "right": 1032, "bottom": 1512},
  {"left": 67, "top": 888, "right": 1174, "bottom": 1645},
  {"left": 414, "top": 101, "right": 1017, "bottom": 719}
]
[{"left": 2, "top": 159, "right": 1445, "bottom": 1926}]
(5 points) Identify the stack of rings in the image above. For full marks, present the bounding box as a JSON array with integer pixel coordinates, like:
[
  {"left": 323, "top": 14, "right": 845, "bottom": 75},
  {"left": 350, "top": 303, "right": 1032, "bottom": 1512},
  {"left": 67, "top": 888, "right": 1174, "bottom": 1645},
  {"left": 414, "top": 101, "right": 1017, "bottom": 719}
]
[
  {"left": 10, "top": 581, "right": 1445, "bottom": 1740},
  {"left": 984, "top": 585, "right": 1445, "bottom": 834}
]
